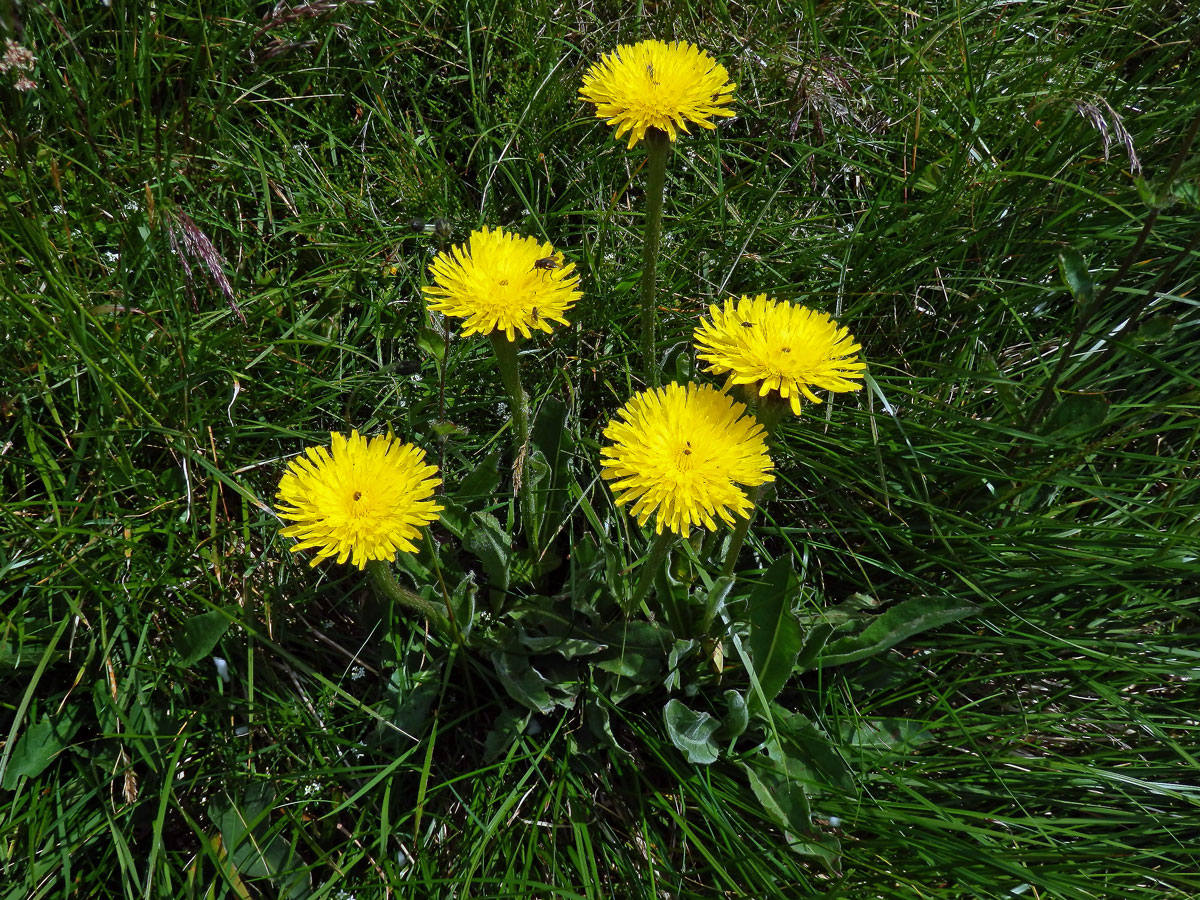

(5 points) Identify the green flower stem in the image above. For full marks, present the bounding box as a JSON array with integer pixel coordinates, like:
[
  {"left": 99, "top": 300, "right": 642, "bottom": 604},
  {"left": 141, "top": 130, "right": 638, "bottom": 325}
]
[
  {"left": 721, "top": 394, "right": 788, "bottom": 576},
  {"left": 488, "top": 331, "right": 539, "bottom": 559},
  {"left": 720, "top": 486, "right": 761, "bottom": 577},
  {"left": 639, "top": 128, "right": 672, "bottom": 385},
  {"left": 367, "top": 560, "right": 451, "bottom": 635},
  {"left": 627, "top": 529, "right": 676, "bottom": 615}
]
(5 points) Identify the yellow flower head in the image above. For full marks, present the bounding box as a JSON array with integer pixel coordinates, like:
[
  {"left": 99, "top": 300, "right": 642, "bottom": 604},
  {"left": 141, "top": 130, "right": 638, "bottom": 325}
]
[
  {"left": 276, "top": 430, "right": 442, "bottom": 569},
  {"left": 693, "top": 294, "right": 866, "bottom": 416},
  {"left": 580, "top": 39, "right": 736, "bottom": 149},
  {"left": 601, "top": 382, "right": 774, "bottom": 535},
  {"left": 422, "top": 227, "right": 581, "bottom": 342}
]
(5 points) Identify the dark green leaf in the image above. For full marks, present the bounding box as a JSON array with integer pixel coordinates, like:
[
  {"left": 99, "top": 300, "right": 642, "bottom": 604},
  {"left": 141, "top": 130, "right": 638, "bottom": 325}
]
[
  {"left": 454, "top": 449, "right": 501, "bottom": 501},
  {"left": 840, "top": 717, "right": 934, "bottom": 755},
  {"left": 417, "top": 326, "right": 445, "bottom": 360},
  {"left": 743, "top": 758, "right": 811, "bottom": 833},
  {"left": 3, "top": 714, "right": 70, "bottom": 788},
  {"left": 1134, "top": 174, "right": 1158, "bottom": 207},
  {"left": 174, "top": 607, "right": 234, "bottom": 667},
  {"left": 818, "top": 597, "right": 978, "bottom": 667},
  {"left": 663, "top": 699, "right": 720, "bottom": 765},
  {"left": 531, "top": 397, "right": 571, "bottom": 541},
  {"left": 1171, "top": 179, "right": 1199, "bottom": 208},
  {"left": 463, "top": 511, "right": 510, "bottom": 592},
  {"left": 794, "top": 622, "right": 835, "bottom": 673},
  {"left": 1057, "top": 248, "right": 1094, "bottom": 303},
  {"left": 483, "top": 708, "right": 529, "bottom": 763},
  {"left": 665, "top": 638, "right": 697, "bottom": 691},
  {"left": 517, "top": 632, "right": 607, "bottom": 659},
  {"left": 720, "top": 690, "right": 749, "bottom": 740},
  {"left": 523, "top": 448, "right": 552, "bottom": 552},
  {"left": 1044, "top": 393, "right": 1109, "bottom": 436},
  {"left": 1136, "top": 314, "right": 1177, "bottom": 343},
  {"left": 747, "top": 557, "right": 804, "bottom": 709},
  {"left": 702, "top": 576, "right": 736, "bottom": 628},
  {"left": 448, "top": 571, "right": 477, "bottom": 639},
  {"left": 773, "top": 708, "right": 854, "bottom": 793},
  {"left": 209, "top": 785, "right": 310, "bottom": 898},
  {"left": 584, "top": 697, "right": 631, "bottom": 760},
  {"left": 491, "top": 651, "right": 562, "bottom": 715},
  {"left": 784, "top": 830, "right": 842, "bottom": 871},
  {"left": 382, "top": 668, "right": 439, "bottom": 743}
]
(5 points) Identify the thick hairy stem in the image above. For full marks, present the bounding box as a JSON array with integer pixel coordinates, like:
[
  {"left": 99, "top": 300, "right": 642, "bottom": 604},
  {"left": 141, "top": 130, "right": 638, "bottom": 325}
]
[{"left": 367, "top": 560, "right": 451, "bottom": 636}]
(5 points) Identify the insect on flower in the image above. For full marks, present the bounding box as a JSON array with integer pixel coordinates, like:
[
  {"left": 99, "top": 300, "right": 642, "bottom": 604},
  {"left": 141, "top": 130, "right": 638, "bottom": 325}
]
[{"left": 532, "top": 256, "right": 561, "bottom": 271}]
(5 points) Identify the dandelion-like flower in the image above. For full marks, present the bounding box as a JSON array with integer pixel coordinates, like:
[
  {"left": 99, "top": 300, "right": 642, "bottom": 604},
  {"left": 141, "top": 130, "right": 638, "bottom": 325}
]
[
  {"left": 422, "top": 227, "right": 581, "bottom": 341},
  {"left": 601, "top": 383, "right": 773, "bottom": 535},
  {"left": 580, "top": 39, "right": 736, "bottom": 149},
  {"left": 276, "top": 430, "right": 442, "bottom": 569},
  {"left": 694, "top": 294, "right": 866, "bottom": 416}
]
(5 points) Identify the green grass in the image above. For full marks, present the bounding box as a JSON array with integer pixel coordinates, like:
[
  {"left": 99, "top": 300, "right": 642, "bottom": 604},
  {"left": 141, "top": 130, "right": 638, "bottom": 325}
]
[{"left": 3, "top": 1, "right": 1198, "bottom": 898}]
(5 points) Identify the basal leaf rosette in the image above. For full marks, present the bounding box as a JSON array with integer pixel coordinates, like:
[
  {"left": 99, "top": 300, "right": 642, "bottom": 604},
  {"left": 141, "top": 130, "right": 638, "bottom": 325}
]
[
  {"left": 694, "top": 294, "right": 866, "bottom": 416},
  {"left": 276, "top": 430, "right": 442, "bottom": 569},
  {"left": 601, "top": 382, "right": 774, "bottom": 535},
  {"left": 422, "top": 227, "right": 581, "bottom": 342},
  {"left": 580, "top": 39, "right": 736, "bottom": 149}
]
